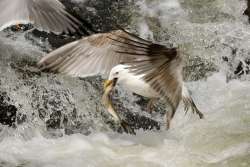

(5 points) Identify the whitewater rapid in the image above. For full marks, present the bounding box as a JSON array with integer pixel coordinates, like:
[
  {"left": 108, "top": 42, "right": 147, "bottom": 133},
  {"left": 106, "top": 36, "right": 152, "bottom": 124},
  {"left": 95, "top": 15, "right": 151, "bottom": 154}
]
[
  {"left": 0, "top": 72, "right": 249, "bottom": 167},
  {"left": 0, "top": 0, "right": 250, "bottom": 166}
]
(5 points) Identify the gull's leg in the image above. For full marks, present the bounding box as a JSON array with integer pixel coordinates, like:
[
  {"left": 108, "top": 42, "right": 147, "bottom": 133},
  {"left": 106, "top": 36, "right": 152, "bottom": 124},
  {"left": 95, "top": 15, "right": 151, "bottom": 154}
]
[
  {"left": 192, "top": 102, "right": 204, "bottom": 119},
  {"left": 166, "top": 108, "right": 176, "bottom": 130},
  {"left": 146, "top": 98, "right": 158, "bottom": 113}
]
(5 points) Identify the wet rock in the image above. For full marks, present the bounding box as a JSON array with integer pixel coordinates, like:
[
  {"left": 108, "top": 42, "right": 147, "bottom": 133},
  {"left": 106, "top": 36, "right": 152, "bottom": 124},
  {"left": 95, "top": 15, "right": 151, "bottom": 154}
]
[
  {"left": 234, "top": 59, "right": 250, "bottom": 76},
  {"left": 244, "top": 0, "right": 250, "bottom": 21},
  {"left": 222, "top": 47, "right": 250, "bottom": 80},
  {"left": 60, "top": 0, "right": 134, "bottom": 32},
  {"left": 0, "top": 92, "right": 17, "bottom": 126}
]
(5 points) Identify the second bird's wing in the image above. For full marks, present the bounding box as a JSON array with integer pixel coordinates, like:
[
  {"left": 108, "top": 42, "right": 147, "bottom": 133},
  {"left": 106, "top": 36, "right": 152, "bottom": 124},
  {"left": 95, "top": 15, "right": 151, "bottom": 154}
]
[{"left": 0, "top": 0, "right": 81, "bottom": 34}]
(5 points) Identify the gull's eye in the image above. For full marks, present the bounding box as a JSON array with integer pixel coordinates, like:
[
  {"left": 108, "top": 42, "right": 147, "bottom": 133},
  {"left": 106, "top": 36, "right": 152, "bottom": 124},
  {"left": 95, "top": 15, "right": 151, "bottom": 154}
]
[{"left": 115, "top": 72, "right": 119, "bottom": 75}]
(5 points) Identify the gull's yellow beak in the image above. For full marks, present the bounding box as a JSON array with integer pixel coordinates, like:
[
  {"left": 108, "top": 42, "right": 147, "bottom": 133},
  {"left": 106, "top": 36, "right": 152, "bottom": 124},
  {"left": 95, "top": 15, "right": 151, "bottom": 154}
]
[{"left": 103, "top": 79, "right": 114, "bottom": 91}]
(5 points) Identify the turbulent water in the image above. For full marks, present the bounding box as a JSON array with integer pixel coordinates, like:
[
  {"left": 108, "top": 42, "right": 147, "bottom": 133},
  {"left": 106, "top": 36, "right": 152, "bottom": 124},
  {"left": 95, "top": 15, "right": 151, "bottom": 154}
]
[
  {"left": 0, "top": 0, "right": 250, "bottom": 167},
  {"left": 0, "top": 73, "right": 249, "bottom": 167}
]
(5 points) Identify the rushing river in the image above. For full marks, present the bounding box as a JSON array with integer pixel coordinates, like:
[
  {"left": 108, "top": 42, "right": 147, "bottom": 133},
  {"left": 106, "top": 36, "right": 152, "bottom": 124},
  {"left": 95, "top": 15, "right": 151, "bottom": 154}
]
[
  {"left": 0, "top": 0, "right": 250, "bottom": 167},
  {"left": 0, "top": 73, "right": 249, "bottom": 167}
]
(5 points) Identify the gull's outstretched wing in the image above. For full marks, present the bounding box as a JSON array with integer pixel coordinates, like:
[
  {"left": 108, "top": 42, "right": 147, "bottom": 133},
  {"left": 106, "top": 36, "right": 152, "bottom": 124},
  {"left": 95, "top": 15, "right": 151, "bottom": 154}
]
[
  {"left": 37, "top": 30, "right": 151, "bottom": 77},
  {"left": 0, "top": 0, "right": 81, "bottom": 34}
]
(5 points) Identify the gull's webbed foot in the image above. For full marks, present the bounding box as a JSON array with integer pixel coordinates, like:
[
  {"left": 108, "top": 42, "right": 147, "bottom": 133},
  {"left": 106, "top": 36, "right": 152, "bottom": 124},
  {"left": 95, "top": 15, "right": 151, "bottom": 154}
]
[
  {"left": 183, "top": 96, "right": 204, "bottom": 119},
  {"left": 196, "top": 110, "right": 204, "bottom": 119},
  {"left": 191, "top": 103, "right": 204, "bottom": 119},
  {"left": 120, "top": 120, "right": 136, "bottom": 135}
]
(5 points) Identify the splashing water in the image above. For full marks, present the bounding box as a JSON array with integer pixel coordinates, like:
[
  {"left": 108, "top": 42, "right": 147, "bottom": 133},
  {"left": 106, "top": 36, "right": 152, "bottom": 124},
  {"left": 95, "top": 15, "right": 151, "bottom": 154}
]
[
  {"left": 0, "top": 0, "right": 250, "bottom": 167},
  {"left": 0, "top": 73, "right": 249, "bottom": 167}
]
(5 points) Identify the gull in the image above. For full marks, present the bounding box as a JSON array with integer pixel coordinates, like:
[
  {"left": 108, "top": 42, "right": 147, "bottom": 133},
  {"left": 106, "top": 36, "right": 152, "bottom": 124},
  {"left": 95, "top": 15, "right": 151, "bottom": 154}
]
[
  {"left": 0, "top": 0, "right": 83, "bottom": 34},
  {"left": 37, "top": 29, "right": 204, "bottom": 134}
]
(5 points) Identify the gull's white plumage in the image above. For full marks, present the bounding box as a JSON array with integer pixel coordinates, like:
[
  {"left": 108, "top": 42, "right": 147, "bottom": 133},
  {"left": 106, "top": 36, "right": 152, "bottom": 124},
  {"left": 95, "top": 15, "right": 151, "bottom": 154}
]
[
  {"left": 0, "top": 0, "right": 81, "bottom": 34},
  {"left": 109, "top": 64, "right": 160, "bottom": 98},
  {"left": 109, "top": 64, "right": 195, "bottom": 106}
]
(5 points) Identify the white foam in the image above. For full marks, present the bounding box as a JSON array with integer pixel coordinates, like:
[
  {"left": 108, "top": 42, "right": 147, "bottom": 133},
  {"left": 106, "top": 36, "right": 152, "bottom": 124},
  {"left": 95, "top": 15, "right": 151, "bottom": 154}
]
[{"left": 0, "top": 72, "right": 249, "bottom": 167}]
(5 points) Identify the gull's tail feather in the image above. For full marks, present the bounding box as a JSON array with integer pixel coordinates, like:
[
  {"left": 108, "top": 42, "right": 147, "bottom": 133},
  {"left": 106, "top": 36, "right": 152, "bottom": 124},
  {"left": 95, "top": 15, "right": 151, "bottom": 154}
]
[{"left": 182, "top": 85, "right": 204, "bottom": 119}]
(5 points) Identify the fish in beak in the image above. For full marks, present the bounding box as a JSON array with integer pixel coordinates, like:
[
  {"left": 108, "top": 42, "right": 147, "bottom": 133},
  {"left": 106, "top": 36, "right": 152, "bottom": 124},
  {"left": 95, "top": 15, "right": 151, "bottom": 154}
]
[
  {"left": 103, "top": 78, "right": 118, "bottom": 92},
  {"left": 102, "top": 78, "right": 119, "bottom": 120},
  {"left": 103, "top": 79, "right": 114, "bottom": 92},
  {"left": 101, "top": 78, "right": 135, "bottom": 134}
]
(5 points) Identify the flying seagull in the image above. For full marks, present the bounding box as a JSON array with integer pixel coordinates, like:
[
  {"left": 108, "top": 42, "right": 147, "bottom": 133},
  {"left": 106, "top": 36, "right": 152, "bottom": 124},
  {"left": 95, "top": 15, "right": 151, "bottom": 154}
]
[
  {"left": 0, "top": 0, "right": 83, "bottom": 34},
  {"left": 37, "top": 29, "right": 204, "bottom": 134}
]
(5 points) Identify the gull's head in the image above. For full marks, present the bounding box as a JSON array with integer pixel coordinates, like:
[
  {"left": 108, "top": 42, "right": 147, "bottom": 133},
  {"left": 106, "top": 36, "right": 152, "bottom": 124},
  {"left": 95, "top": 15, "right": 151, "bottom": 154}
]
[{"left": 103, "top": 64, "right": 129, "bottom": 91}]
